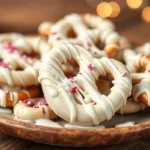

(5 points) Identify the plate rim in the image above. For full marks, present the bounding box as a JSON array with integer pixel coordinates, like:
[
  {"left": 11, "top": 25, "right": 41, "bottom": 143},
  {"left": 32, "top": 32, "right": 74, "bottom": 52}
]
[{"left": 0, "top": 114, "right": 150, "bottom": 146}]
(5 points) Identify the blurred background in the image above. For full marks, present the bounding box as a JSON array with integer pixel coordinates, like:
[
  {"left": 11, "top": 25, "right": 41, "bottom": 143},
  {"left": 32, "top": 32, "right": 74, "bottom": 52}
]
[{"left": 0, "top": 0, "right": 149, "bottom": 44}]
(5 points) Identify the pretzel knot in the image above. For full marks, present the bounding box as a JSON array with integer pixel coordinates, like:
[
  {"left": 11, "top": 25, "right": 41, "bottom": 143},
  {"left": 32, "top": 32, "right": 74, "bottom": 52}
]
[
  {"left": 0, "top": 86, "right": 40, "bottom": 108},
  {"left": 42, "top": 14, "right": 120, "bottom": 58},
  {"left": 0, "top": 33, "right": 52, "bottom": 86},
  {"left": 14, "top": 98, "right": 57, "bottom": 121},
  {"left": 39, "top": 43, "right": 132, "bottom": 126}
]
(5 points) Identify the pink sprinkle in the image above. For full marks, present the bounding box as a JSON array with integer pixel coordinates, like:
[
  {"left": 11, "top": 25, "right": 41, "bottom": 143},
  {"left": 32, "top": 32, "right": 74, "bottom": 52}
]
[
  {"left": 29, "top": 57, "right": 35, "bottom": 60},
  {"left": 56, "top": 37, "right": 61, "bottom": 40},
  {"left": 5, "top": 90, "right": 9, "bottom": 94},
  {"left": 147, "top": 69, "right": 150, "bottom": 73},
  {"left": 94, "top": 52, "right": 97, "bottom": 55},
  {"left": 83, "top": 20, "right": 87, "bottom": 25},
  {"left": 27, "top": 101, "right": 33, "bottom": 107},
  {"left": 41, "top": 107, "right": 45, "bottom": 114},
  {"left": 4, "top": 42, "right": 18, "bottom": 53},
  {"left": 22, "top": 55, "right": 27, "bottom": 59},
  {"left": 17, "top": 51, "right": 23, "bottom": 56},
  {"left": 74, "top": 42, "right": 81, "bottom": 46},
  {"left": 122, "top": 72, "right": 127, "bottom": 77},
  {"left": 69, "top": 77, "right": 74, "bottom": 82},
  {"left": 70, "top": 86, "right": 77, "bottom": 94},
  {"left": 88, "top": 64, "right": 94, "bottom": 71},
  {"left": 86, "top": 42, "right": 91, "bottom": 50},
  {"left": 23, "top": 99, "right": 28, "bottom": 103},
  {"left": 51, "top": 32, "right": 56, "bottom": 35},
  {"left": 38, "top": 100, "right": 48, "bottom": 106},
  {"left": 78, "top": 72, "right": 82, "bottom": 75},
  {"left": 33, "top": 105, "right": 39, "bottom": 108},
  {"left": 0, "top": 62, "right": 9, "bottom": 68}
]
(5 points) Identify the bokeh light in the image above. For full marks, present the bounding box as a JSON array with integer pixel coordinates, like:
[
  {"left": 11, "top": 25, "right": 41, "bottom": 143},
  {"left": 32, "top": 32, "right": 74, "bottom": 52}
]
[
  {"left": 126, "top": 0, "right": 143, "bottom": 9},
  {"left": 142, "top": 6, "right": 150, "bottom": 23},
  {"left": 109, "top": 2, "right": 121, "bottom": 18},
  {"left": 96, "top": 2, "right": 112, "bottom": 18}
]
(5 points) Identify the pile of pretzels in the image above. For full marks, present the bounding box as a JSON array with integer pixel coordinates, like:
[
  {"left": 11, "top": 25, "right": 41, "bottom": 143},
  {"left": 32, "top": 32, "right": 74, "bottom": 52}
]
[{"left": 0, "top": 13, "right": 150, "bottom": 126}]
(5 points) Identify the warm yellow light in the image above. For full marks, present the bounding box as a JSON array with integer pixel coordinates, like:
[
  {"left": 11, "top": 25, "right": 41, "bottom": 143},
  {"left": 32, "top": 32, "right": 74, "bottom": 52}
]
[
  {"left": 142, "top": 6, "right": 150, "bottom": 23},
  {"left": 109, "top": 2, "right": 121, "bottom": 18},
  {"left": 126, "top": 0, "right": 143, "bottom": 9},
  {"left": 96, "top": 2, "right": 112, "bottom": 18}
]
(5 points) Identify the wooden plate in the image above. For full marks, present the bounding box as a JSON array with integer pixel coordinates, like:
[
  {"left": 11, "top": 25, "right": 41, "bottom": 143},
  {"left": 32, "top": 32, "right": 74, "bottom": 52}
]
[{"left": 0, "top": 108, "right": 150, "bottom": 146}]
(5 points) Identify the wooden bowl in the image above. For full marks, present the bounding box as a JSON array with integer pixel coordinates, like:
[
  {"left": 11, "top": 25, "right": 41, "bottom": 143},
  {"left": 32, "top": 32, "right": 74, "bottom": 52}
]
[{"left": 0, "top": 108, "right": 150, "bottom": 146}]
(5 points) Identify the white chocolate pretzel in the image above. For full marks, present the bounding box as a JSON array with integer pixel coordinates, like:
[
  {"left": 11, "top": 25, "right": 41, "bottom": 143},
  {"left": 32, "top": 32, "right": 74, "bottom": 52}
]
[
  {"left": 48, "top": 13, "right": 120, "bottom": 58},
  {"left": 0, "top": 54, "right": 38, "bottom": 86},
  {"left": 0, "top": 33, "right": 50, "bottom": 55},
  {"left": 132, "top": 82, "right": 150, "bottom": 106},
  {"left": 0, "top": 86, "right": 39, "bottom": 108},
  {"left": 39, "top": 43, "right": 132, "bottom": 126},
  {"left": 136, "top": 42, "right": 150, "bottom": 56},
  {"left": 14, "top": 98, "right": 57, "bottom": 121}
]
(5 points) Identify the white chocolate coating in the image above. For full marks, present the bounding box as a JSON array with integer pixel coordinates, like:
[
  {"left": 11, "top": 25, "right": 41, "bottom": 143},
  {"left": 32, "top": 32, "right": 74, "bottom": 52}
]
[
  {"left": 48, "top": 13, "right": 120, "bottom": 58},
  {"left": 115, "top": 121, "right": 135, "bottom": 128},
  {"left": 132, "top": 82, "right": 150, "bottom": 106},
  {"left": 36, "top": 119, "right": 62, "bottom": 128},
  {"left": 64, "top": 123, "right": 105, "bottom": 129},
  {"left": 39, "top": 43, "right": 132, "bottom": 126}
]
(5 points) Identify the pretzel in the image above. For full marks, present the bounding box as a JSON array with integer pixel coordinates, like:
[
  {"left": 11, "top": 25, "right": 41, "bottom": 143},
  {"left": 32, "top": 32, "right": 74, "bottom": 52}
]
[
  {"left": 38, "top": 22, "right": 53, "bottom": 37},
  {"left": 0, "top": 33, "right": 54, "bottom": 86},
  {"left": 39, "top": 43, "right": 132, "bottom": 126},
  {"left": 97, "top": 77, "right": 146, "bottom": 114},
  {"left": 46, "top": 14, "right": 120, "bottom": 58},
  {"left": 0, "top": 33, "right": 50, "bottom": 55},
  {"left": 123, "top": 48, "right": 150, "bottom": 73},
  {"left": 117, "top": 98, "right": 146, "bottom": 114},
  {"left": 136, "top": 42, "right": 150, "bottom": 56},
  {"left": 132, "top": 82, "right": 150, "bottom": 106},
  {"left": 0, "top": 86, "right": 40, "bottom": 107},
  {"left": 0, "top": 58, "right": 38, "bottom": 86},
  {"left": 14, "top": 98, "right": 57, "bottom": 121},
  {"left": 121, "top": 47, "right": 150, "bottom": 107}
]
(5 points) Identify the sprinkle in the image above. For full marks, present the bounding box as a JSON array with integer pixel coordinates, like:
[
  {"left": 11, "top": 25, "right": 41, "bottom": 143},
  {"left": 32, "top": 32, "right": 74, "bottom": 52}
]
[
  {"left": 0, "top": 62, "right": 9, "bottom": 68},
  {"left": 3, "top": 42, "right": 18, "bottom": 53},
  {"left": 74, "top": 42, "right": 81, "bottom": 46},
  {"left": 69, "top": 77, "right": 74, "bottom": 82},
  {"left": 33, "top": 105, "right": 39, "bottom": 108},
  {"left": 27, "top": 101, "right": 34, "bottom": 107},
  {"left": 122, "top": 72, "right": 127, "bottom": 77},
  {"left": 17, "top": 51, "right": 23, "bottom": 56},
  {"left": 56, "top": 37, "right": 61, "bottom": 40},
  {"left": 51, "top": 32, "right": 56, "bottom": 35},
  {"left": 78, "top": 72, "right": 82, "bottom": 75},
  {"left": 22, "top": 55, "right": 27, "bottom": 59},
  {"left": 94, "top": 52, "right": 97, "bottom": 55},
  {"left": 41, "top": 107, "right": 45, "bottom": 114},
  {"left": 5, "top": 90, "right": 9, "bottom": 94},
  {"left": 29, "top": 57, "right": 35, "bottom": 60},
  {"left": 147, "top": 69, "right": 150, "bottom": 73},
  {"left": 86, "top": 42, "right": 91, "bottom": 50},
  {"left": 70, "top": 86, "right": 77, "bottom": 94},
  {"left": 38, "top": 100, "right": 48, "bottom": 106},
  {"left": 23, "top": 99, "right": 28, "bottom": 103},
  {"left": 88, "top": 64, "right": 94, "bottom": 71},
  {"left": 83, "top": 20, "right": 87, "bottom": 25}
]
